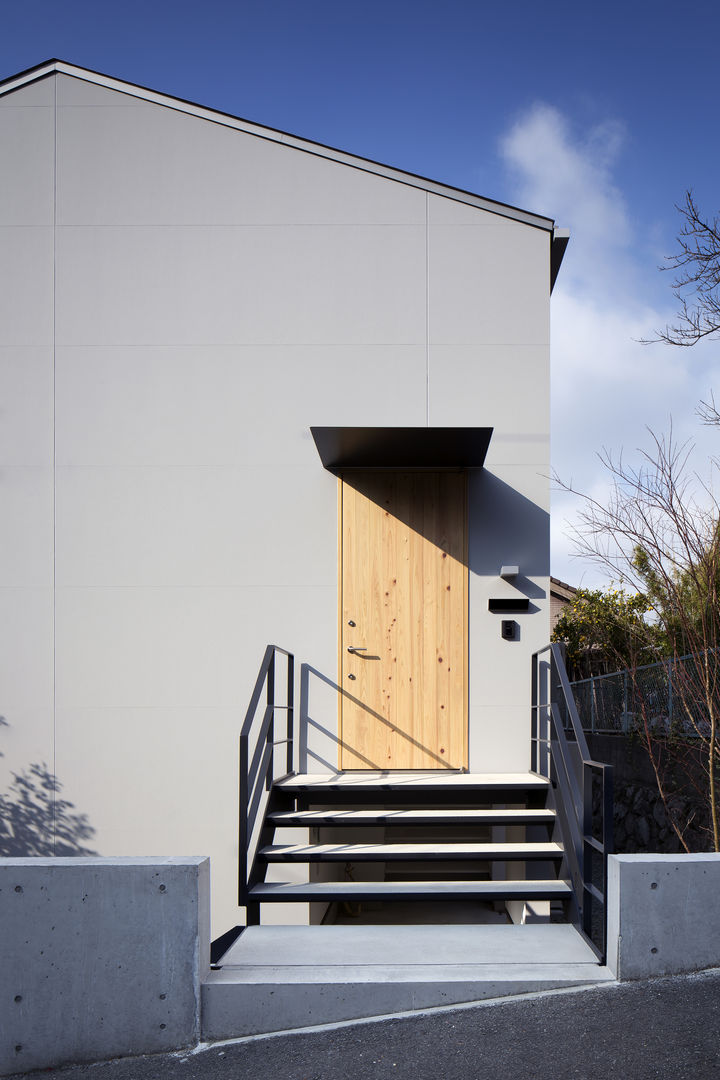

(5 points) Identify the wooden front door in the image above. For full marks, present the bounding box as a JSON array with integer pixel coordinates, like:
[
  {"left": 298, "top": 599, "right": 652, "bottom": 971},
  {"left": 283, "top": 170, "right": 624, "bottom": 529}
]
[{"left": 339, "top": 471, "right": 467, "bottom": 770}]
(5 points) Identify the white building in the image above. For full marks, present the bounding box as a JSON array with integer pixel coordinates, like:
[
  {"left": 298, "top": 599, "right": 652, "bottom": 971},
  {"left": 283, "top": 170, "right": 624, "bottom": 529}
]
[{"left": 0, "top": 60, "right": 569, "bottom": 935}]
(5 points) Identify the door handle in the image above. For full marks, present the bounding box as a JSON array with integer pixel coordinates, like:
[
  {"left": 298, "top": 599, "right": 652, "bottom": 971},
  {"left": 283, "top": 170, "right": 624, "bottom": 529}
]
[{"left": 347, "top": 646, "right": 368, "bottom": 655}]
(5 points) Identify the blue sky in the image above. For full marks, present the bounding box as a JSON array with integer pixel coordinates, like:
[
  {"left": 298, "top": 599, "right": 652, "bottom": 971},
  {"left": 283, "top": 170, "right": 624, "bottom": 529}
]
[{"left": 3, "top": 0, "right": 719, "bottom": 584}]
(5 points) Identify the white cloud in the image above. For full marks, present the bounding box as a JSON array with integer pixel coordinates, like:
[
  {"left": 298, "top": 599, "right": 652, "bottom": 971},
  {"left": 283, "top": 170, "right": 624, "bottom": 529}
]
[
  {"left": 501, "top": 104, "right": 629, "bottom": 286},
  {"left": 499, "top": 103, "right": 720, "bottom": 587}
]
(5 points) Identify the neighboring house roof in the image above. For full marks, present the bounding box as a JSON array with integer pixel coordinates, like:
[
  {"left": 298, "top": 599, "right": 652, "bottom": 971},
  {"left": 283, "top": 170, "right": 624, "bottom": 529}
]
[
  {"left": 550, "top": 577, "right": 578, "bottom": 630},
  {"left": 550, "top": 577, "right": 578, "bottom": 604},
  {"left": 0, "top": 58, "right": 569, "bottom": 289}
]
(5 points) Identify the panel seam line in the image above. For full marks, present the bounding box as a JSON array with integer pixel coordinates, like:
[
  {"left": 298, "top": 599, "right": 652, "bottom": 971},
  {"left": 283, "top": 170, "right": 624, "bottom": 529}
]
[
  {"left": 52, "top": 73, "right": 57, "bottom": 853},
  {"left": 425, "top": 191, "right": 429, "bottom": 425}
]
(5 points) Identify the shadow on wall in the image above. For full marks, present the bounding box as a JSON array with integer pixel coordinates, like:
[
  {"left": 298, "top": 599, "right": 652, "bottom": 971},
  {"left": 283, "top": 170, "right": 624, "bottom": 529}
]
[
  {"left": 468, "top": 469, "right": 550, "bottom": 584},
  {"left": 342, "top": 469, "right": 550, "bottom": 586},
  {"left": 0, "top": 718, "right": 97, "bottom": 856}
]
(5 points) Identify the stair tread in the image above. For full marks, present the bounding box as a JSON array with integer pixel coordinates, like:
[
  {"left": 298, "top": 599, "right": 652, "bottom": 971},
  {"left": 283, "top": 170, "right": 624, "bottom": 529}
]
[
  {"left": 268, "top": 808, "right": 556, "bottom": 825},
  {"left": 249, "top": 879, "right": 572, "bottom": 900},
  {"left": 276, "top": 772, "right": 549, "bottom": 792},
  {"left": 260, "top": 841, "right": 563, "bottom": 861}
]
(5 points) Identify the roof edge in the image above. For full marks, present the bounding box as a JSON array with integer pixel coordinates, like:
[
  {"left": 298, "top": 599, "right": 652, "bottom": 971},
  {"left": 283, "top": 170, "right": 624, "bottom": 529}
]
[
  {"left": 0, "top": 59, "right": 557, "bottom": 232},
  {"left": 551, "top": 228, "right": 570, "bottom": 292}
]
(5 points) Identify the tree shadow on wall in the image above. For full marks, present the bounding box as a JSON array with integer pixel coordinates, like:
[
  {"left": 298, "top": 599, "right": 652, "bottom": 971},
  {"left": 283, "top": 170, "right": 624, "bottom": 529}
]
[{"left": 0, "top": 761, "right": 97, "bottom": 857}]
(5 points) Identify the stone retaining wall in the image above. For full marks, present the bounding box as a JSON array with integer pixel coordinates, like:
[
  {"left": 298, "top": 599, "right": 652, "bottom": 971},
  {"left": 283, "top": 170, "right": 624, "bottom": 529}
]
[{"left": 589, "top": 734, "right": 711, "bottom": 853}]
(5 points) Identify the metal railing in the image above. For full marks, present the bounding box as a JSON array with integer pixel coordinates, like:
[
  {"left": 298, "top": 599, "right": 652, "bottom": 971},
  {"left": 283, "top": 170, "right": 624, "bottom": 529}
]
[
  {"left": 532, "top": 643, "right": 614, "bottom": 960},
  {"left": 569, "top": 651, "right": 716, "bottom": 737},
  {"left": 238, "top": 645, "right": 294, "bottom": 916}
]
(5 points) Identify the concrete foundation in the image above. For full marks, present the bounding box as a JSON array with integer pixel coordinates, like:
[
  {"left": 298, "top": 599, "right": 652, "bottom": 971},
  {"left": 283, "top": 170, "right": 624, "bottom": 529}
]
[
  {"left": 9, "top": 852, "right": 720, "bottom": 1070},
  {"left": 607, "top": 853, "right": 720, "bottom": 979},
  {"left": 202, "top": 923, "right": 612, "bottom": 1038},
  {"left": 0, "top": 857, "right": 210, "bottom": 1076}
]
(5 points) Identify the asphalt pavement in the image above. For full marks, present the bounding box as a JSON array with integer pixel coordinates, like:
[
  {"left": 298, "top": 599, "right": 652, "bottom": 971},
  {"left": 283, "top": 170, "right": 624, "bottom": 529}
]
[{"left": 10, "top": 969, "right": 720, "bottom": 1080}]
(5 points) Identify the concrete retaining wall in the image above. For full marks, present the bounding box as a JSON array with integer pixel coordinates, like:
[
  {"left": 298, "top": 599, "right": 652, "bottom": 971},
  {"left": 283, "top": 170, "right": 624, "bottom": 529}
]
[
  {"left": 607, "top": 853, "right": 720, "bottom": 979},
  {"left": 0, "top": 857, "right": 210, "bottom": 1076}
]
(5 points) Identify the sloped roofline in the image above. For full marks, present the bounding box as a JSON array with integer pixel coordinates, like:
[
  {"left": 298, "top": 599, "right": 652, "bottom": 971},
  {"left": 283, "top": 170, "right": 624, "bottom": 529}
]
[{"left": 0, "top": 59, "right": 568, "bottom": 270}]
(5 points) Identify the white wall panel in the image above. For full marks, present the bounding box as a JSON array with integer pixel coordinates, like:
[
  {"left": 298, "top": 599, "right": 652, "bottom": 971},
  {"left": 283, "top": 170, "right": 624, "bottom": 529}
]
[
  {"left": 0, "top": 79, "right": 56, "bottom": 834},
  {"left": 0, "top": 703, "right": 55, "bottom": 860},
  {"left": 428, "top": 194, "right": 535, "bottom": 228},
  {"left": 55, "top": 585, "right": 336, "bottom": 710},
  {"left": 56, "top": 74, "right": 154, "bottom": 108},
  {"left": 0, "top": 468, "right": 53, "bottom": 586},
  {"left": 428, "top": 343, "right": 549, "bottom": 462},
  {"left": 54, "top": 705, "right": 238, "bottom": 844},
  {"left": 0, "top": 102, "right": 54, "bottom": 226},
  {"left": 0, "top": 228, "right": 54, "bottom": 346},
  {"left": 57, "top": 92, "right": 426, "bottom": 227},
  {"left": 469, "top": 705, "right": 531, "bottom": 772},
  {"left": 482, "top": 434, "right": 550, "bottom": 468},
  {"left": 429, "top": 224, "right": 549, "bottom": 346},
  {"left": 55, "top": 345, "right": 427, "bottom": 467},
  {"left": 480, "top": 462, "right": 551, "bottom": 514},
  {"left": 0, "top": 708, "right": 54, "bottom": 802},
  {"left": 0, "top": 348, "right": 53, "bottom": 466},
  {"left": 0, "top": 76, "right": 55, "bottom": 107},
  {"left": 53, "top": 705, "right": 242, "bottom": 929},
  {"left": 55, "top": 225, "right": 426, "bottom": 347},
  {"left": 55, "top": 465, "right": 337, "bottom": 587},
  {"left": 0, "top": 587, "right": 53, "bottom": 711},
  {"left": 467, "top": 604, "right": 548, "bottom": 711},
  {"left": 468, "top": 466, "right": 550, "bottom": 575},
  {"left": 466, "top": 465, "right": 550, "bottom": 726}
]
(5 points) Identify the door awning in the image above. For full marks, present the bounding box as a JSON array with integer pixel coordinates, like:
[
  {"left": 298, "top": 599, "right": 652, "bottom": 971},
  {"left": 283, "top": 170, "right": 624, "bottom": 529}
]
[{"left": 310, "top": 427, "right": 493, "bottom": 472}]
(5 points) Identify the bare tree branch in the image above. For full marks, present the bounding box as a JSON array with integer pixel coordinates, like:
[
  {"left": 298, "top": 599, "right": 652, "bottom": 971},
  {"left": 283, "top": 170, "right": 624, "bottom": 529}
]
[
  {"left": 557, "top": 424, "right": 720, "bottom": 850},
  {"left": 644, "top": 191, "right": 720, "bottom": 347},
  {"left": 698, "top": 391, "right": 720, "bottom": 427}
]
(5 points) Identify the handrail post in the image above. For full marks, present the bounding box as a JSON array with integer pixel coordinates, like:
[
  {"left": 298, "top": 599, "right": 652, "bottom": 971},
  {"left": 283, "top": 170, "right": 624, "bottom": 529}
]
[
  {"left": 286, "top": 652, "right": 295, "bottom": 775},
  {"left": 597, "top": 763, "right": 614, "bottom": 961},
  {"left": 266, "top": 651, "right": 275, "bottom": 790},
  {"left": 238, "top": 733, "right": 249, "bottom": 904},
  {"left": 531, "top": 652, "right": 538, "bottom": 773},
  {"left": 582, "top": 761, "right": 593, "bottom": 940},
  {"left": 544, "top": 659, "right": 550, "bottom": 772},
  {"left": 238, "top": 644, "right": 296, "bottom": 919}
]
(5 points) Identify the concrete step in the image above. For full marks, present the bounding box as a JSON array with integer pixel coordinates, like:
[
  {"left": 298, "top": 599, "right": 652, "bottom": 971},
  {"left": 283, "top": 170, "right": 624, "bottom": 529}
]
[
  {"left": 260, "top": 841, "right": 564, "bottom": 862},
  {"left": 249, "top": 878, "right": 572, "bottom": 903},
  {"left": 267, "top": 808, "right": 556, "bottom": 827},
  {"left": 202, "top": 923, "right": 614, "bottom": 1039}
]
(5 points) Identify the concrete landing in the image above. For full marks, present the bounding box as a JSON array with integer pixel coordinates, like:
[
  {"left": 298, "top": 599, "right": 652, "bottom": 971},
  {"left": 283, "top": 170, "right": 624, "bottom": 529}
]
[{"left": 201, "top": 924, "right": 614, "bottom": 1039}]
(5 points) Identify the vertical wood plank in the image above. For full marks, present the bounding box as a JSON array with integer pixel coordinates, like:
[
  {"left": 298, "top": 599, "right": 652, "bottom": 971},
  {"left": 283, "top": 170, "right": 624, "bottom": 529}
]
[{"left": 339, "top": 471, "right": 467, "bottom": 769}]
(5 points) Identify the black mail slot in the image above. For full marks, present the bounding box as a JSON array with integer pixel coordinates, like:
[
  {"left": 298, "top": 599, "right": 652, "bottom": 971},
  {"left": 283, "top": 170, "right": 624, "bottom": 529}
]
[{"left": 488, "top": 598, "right": 531, "bottom": 614}]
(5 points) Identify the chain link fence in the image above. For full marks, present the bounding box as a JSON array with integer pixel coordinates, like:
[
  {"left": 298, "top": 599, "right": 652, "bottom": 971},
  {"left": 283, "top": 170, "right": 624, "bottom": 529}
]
[{"left": 569, "top": 652, "right": 716, "bottom": 738}]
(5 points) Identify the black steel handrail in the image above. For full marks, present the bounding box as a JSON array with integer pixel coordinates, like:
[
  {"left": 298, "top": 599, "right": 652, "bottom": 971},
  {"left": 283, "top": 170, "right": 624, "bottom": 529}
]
[
  {"left": 531, "top": 642, "right": 613, "bottom": 961},
  {"left": 238, "top": 645, "right": 294, "bottom": 908}
]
